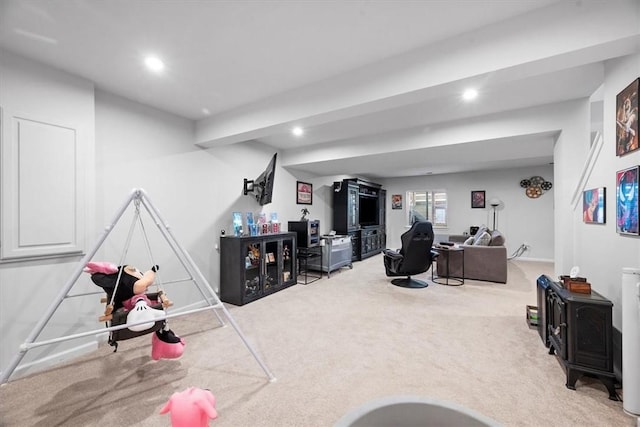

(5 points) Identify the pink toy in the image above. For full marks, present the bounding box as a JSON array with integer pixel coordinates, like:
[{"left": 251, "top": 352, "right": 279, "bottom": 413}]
[
  {"left": 83, "top": 261, "right": 118, "bottom": 275},
  {"left": 151, "top": 328, "right": 186, "bottom": 360},
  {"left": 160, "top": 387, "right": 217, "bottom": 426}
]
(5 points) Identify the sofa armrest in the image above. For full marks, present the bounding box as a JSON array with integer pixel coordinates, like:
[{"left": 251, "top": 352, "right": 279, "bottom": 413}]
[{"left": 448, "top": 235, "right": 469, "bottom": 243}]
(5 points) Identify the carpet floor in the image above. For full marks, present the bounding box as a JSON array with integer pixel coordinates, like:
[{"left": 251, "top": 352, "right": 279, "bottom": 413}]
[{"left": 0, "top": 255, "right": 636, "bottom": 426}]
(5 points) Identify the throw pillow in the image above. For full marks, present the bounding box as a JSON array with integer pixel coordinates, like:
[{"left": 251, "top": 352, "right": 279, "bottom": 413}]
[
  {"left": 463, "top": 236, "right": 474, "bottom": 245},
  {"left": 472, "top": 226, "right": 489, "bottom": 245},
  {"left": 489, "top": 230, "right": 505, "bottom": 246},
  {"left": 473, "top": 231, "right": 491, "bottom": 246}
]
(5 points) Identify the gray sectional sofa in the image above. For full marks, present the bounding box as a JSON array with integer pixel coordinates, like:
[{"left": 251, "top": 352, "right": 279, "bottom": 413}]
[{"left": 435, "top": 228, "right": 507, "bottom": 283}]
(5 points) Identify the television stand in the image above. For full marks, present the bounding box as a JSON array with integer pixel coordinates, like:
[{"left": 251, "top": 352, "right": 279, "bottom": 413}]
[
  {"left": 332, "top": 178, "right": 386, "bottom": 261},
  {"left": 360, "top": 226, "right": 385, "bottom": 260}
]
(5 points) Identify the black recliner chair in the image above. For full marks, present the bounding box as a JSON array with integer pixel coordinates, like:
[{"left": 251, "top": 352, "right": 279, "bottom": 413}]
[{"left": 382, "top": 221, "right": 435, "bottom": 288}]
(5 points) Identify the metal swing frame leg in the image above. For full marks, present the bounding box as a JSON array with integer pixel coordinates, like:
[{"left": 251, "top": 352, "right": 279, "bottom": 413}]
[{"left": 1, "top": 188, "right": 275, "bottom": 385}]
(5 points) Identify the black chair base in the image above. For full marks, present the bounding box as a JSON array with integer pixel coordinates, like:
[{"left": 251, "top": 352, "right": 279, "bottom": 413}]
[{"left": 391, "top": 277, "right": 429, "bottom": 289}]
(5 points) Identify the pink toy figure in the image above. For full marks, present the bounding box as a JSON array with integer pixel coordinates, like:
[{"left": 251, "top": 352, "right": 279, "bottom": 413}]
[
  {"left": 151, "top": 328, "right": 185, "bottom": 360},
  {"left": 160, "top": 387, "right": 217, "bottom": 426}
]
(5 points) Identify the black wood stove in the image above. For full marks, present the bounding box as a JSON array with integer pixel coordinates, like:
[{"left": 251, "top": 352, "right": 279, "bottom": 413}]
[{"left": 537, "top": 275, "right": 618, "bottom": 400}]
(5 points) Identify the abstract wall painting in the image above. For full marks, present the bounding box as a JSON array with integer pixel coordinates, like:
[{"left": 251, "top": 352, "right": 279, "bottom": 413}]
[{"left": 616, "top": 166, "right": 639, "bottom": 235}]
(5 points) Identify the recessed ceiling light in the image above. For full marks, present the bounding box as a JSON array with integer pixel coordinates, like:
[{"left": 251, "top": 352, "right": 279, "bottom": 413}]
[
  {"left": 463, "top": 88, "right": 478, "bottom": 101},
  {"left": 144, "top": 56, "right": 165, "bottom": 73},
  {"left": 292, "top": 126, "right": 304, "bottom": 137},
  {"left": 201, "top": 108, "right": 211, "bottom": 116}
]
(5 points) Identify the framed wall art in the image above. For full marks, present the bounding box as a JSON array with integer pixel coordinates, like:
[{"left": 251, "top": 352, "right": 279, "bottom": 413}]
[
  {"left": 391, "top": 194, "right": 403, "bottom": 209},
  {"left": 616, "top": 166, "right": 639, "bottom": 235},
  {"left": 296, "top": 181, "right": 313, "bottom": 205},
  {"left": 582, "top": 187, "right": 606, "bottom": 224},
  {"left": 471, "top": 190, "right": 485, "bottom": 208},
  {"left": 616, "top": 78, "right": 639, "bottom": 157}
]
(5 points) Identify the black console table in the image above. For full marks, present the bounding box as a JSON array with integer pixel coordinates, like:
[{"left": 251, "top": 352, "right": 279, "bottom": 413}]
[{"left": 537, "top": 275, "right": 618, "bottom": 400}]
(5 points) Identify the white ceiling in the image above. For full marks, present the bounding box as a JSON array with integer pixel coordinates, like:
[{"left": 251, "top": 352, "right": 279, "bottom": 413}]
[{"left": 1, "top": 0, "right": 638, "bottom": 179}]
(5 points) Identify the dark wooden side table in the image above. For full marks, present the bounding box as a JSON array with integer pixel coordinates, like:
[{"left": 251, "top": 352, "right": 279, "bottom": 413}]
[{"left": 432, "top": 246, "right": 464, "bottom": 286}]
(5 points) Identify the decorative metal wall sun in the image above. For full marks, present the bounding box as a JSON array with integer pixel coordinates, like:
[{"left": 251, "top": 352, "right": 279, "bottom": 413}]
[{"left": 520, "top": 176, "right": 553, "bottom": 198}]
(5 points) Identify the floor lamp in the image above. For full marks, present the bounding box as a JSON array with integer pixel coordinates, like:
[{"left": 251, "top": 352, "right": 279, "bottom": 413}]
[{"left": 489, "top": 198, "right": 501, "bottom": 230}]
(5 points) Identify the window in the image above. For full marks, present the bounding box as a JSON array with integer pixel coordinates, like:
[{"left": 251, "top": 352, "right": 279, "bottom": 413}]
[{"left": 406, "top": 190, "right": 447, "bottom": 227}]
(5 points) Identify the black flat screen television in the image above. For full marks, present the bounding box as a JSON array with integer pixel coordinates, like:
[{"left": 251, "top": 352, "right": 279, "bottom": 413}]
[
  {"left": 244, "top": 153, "right": 277, "bottom": 206},
  {"left": 358, "top": 195, "right": 379, "bottom": 226}
]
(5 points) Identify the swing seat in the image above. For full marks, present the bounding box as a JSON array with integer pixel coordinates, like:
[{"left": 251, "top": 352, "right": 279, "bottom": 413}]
[{"left": 90, "top": 269, "right": 174, "bottom": 349}]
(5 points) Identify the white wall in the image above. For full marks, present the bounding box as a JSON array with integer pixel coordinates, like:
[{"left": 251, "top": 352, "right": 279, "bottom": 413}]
[
  {"left": 94, "top": 90, "right": 206, "bottom": 311},
  {"left": 381, "top": 165, "right": 555, "bottom": 261},
  {"left": 571, "top": 53, "right": 640, "bottom": 330},
  {"left": 0, "top": 50, "right": 97, "bottom": 378},
  {"left": 552, "top": 98, "right": 591, "bottom": 277}
]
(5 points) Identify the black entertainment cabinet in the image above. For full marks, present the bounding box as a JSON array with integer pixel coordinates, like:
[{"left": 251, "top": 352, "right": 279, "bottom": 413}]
[
  {"left": 332, "top": 178, "right": 386, "bottom": 261},
  {"left": 536, "top": 275, "right": 618, "bottom": 400}
]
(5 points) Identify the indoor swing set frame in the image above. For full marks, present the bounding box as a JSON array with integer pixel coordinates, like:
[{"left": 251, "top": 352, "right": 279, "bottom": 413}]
[{"left": 0, "top": 188, "right": 275, "bottom": 385}]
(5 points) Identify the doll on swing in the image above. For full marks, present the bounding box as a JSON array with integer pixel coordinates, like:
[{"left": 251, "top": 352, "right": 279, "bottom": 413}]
[{"left": 84, "top": 261, "right": 185, "bottom": 359}]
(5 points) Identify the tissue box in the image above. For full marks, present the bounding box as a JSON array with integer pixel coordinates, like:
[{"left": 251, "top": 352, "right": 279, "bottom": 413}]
[
  {"left": 566, "top": 281, "right": 591, "bottom": 294},
  {"left": 559, "top": 276, "right": 591, "bottom": 294}
]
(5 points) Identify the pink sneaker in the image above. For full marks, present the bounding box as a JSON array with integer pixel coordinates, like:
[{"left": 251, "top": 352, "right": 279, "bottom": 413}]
[{"left": 151, "top": 329, "right": 185, "bottom": 360}]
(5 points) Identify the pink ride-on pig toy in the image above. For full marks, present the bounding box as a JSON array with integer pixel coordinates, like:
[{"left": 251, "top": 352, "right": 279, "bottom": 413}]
[{"left": 160, "top": 387, "right": 218, "bottom": 426}]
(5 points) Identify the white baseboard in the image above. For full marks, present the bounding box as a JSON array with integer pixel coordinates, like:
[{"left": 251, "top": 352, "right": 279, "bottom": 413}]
[{"left": 510, "top": 257, "right": 554, "bottom": 263}]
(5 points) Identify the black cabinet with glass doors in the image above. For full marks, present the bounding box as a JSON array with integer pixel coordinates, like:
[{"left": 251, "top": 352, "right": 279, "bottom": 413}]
[{"left": 220, "top": 233, "right": 297, "bottom": 305}]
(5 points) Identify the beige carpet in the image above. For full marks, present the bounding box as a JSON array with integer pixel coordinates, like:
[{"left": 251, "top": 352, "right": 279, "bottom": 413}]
[{"left": 0, "top": 255, "right": 636, "bottom": 426}]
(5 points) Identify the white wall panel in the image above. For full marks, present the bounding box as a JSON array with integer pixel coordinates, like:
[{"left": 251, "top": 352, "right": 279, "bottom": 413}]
[{"left": 1, "top": 111, "right": 83, "bottom": 259}]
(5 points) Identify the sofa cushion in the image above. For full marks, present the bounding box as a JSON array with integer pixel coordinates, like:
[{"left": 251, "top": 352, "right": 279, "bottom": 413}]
[
  {"left": 463, "top": 236, "right": 474, "bottom": 245},
  {"left": 473, "top": 231, "right": 491, "bottom": 246},
  {"left": 489, "top": 230, "right": 505, "bottom": 246}
]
